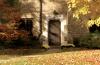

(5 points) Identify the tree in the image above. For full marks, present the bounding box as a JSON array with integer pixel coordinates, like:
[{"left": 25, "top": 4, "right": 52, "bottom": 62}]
[
  {"left": 67, "top": 0, "right": 100, "bottom": 27},
  {"left": 0, "top": 0, "right": 20, "bottom": 24},
  {"left": 38, "top": 0, "right": 43, "bottom": 39}
]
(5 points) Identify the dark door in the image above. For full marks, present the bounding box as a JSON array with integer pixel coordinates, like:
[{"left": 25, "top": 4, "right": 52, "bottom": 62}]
[{"left": 48, "top": 19, "right": 61, "bottom": 46}]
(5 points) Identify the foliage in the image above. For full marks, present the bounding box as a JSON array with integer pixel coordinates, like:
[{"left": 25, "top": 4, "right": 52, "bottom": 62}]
[
  {"left": 0, "top": 24, "right": 8, "bottom": 32},
  {"left": 87, "top": 17, "right": 100, "bottom": 27},
  {"left": 79, "top": 32, "right": 100, "bottom": 48},
  {"left": 6, "top": 0, "right": 19, "bottom": 6},
  {"left": 0, "top": 0, "right": 20, "bottom": 24},
  {"left": 73, "top": 5, "right": 89, "bottom": 19},
  {"left": 68, "top": 0, "right": 100, "bottom": 27},
  {"left": 0, "top": 30, "right": 29, "bottom": 48}
]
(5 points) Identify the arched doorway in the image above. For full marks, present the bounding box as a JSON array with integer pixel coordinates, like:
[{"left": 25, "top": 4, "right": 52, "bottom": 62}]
[{"left": 41, "top": 14, "right": 75, "bottom": 48}]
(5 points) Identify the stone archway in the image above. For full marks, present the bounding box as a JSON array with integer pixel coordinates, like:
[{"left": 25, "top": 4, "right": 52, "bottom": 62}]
[{"left": 41, "top": 14, "right": 75, "bottom": 48}]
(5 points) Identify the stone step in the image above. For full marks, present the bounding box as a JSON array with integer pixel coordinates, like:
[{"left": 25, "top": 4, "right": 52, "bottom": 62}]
[{"left": 50, "top": 46, "right": 61, "bottom": 49}]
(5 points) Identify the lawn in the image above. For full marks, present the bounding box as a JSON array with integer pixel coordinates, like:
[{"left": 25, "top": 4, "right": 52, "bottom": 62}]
[{"left": 0, "top": 48, "right": 100, "bottom": 65}]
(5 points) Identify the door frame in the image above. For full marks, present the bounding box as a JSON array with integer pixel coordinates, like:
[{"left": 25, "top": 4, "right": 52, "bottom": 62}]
[{"left": 41, "top": 14, "right": 71, "bottom": 48}]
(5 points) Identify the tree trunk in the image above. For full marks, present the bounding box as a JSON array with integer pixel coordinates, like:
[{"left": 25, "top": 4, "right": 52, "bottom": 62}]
[{"left": 38, "top": 0, "right": 43, "bottom": 39}]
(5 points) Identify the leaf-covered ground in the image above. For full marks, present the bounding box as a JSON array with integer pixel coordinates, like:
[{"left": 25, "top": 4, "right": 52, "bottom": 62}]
[{"left": 0, "top": 48, "right": 100, "bottom": 65}]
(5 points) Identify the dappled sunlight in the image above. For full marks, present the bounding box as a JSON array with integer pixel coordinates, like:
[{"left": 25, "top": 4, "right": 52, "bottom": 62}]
[
  {"left": 87, "top": 20, "right": 95, "bottom": 27},
  {"left": 61, "top": 19, "right": 66, "bottom": 32},
  {"left": 73, "top": 5, "right": 89, "bottom": 19},
  {"left": 21, "top": 13, "right": 33, "bottom": 18}
]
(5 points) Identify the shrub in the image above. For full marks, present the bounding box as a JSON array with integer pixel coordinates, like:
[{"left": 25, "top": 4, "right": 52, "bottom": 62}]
[
  {"left": 73, "top": 37, "right": 80, "bottom": 47},
  {"left": 0, "top": 24, "right": 8, "bottom": 32},
  {"left": 0, "top": 30, "right": 29, "bottom": 48},
  {"left": 79, "top": 32, "right": 100, "bottom": 48}
]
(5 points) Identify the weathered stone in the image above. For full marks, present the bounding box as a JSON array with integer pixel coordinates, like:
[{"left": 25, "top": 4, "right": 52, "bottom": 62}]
[{"left": 19, "top": 0, "right": 88, "bottom": 48}]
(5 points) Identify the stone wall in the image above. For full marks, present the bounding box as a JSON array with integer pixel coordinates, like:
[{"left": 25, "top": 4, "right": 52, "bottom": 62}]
[{"left": 20, "top": 0, "right": 89, "bottom": 47}]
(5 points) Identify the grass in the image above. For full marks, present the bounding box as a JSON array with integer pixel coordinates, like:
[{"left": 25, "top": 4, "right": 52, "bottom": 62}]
[{"left": 0, "top": 48, "right": 100, "bottom": 65}]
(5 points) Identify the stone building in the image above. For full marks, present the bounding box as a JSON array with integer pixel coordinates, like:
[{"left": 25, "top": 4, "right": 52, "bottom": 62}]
[{"left": 19, "top": 0, "right": 90, "bottom": 48}]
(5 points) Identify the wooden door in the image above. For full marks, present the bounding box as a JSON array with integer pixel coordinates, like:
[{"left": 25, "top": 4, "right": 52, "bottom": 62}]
[{"left": 48, "top": 20, "right": 61, "bottom": 46}]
